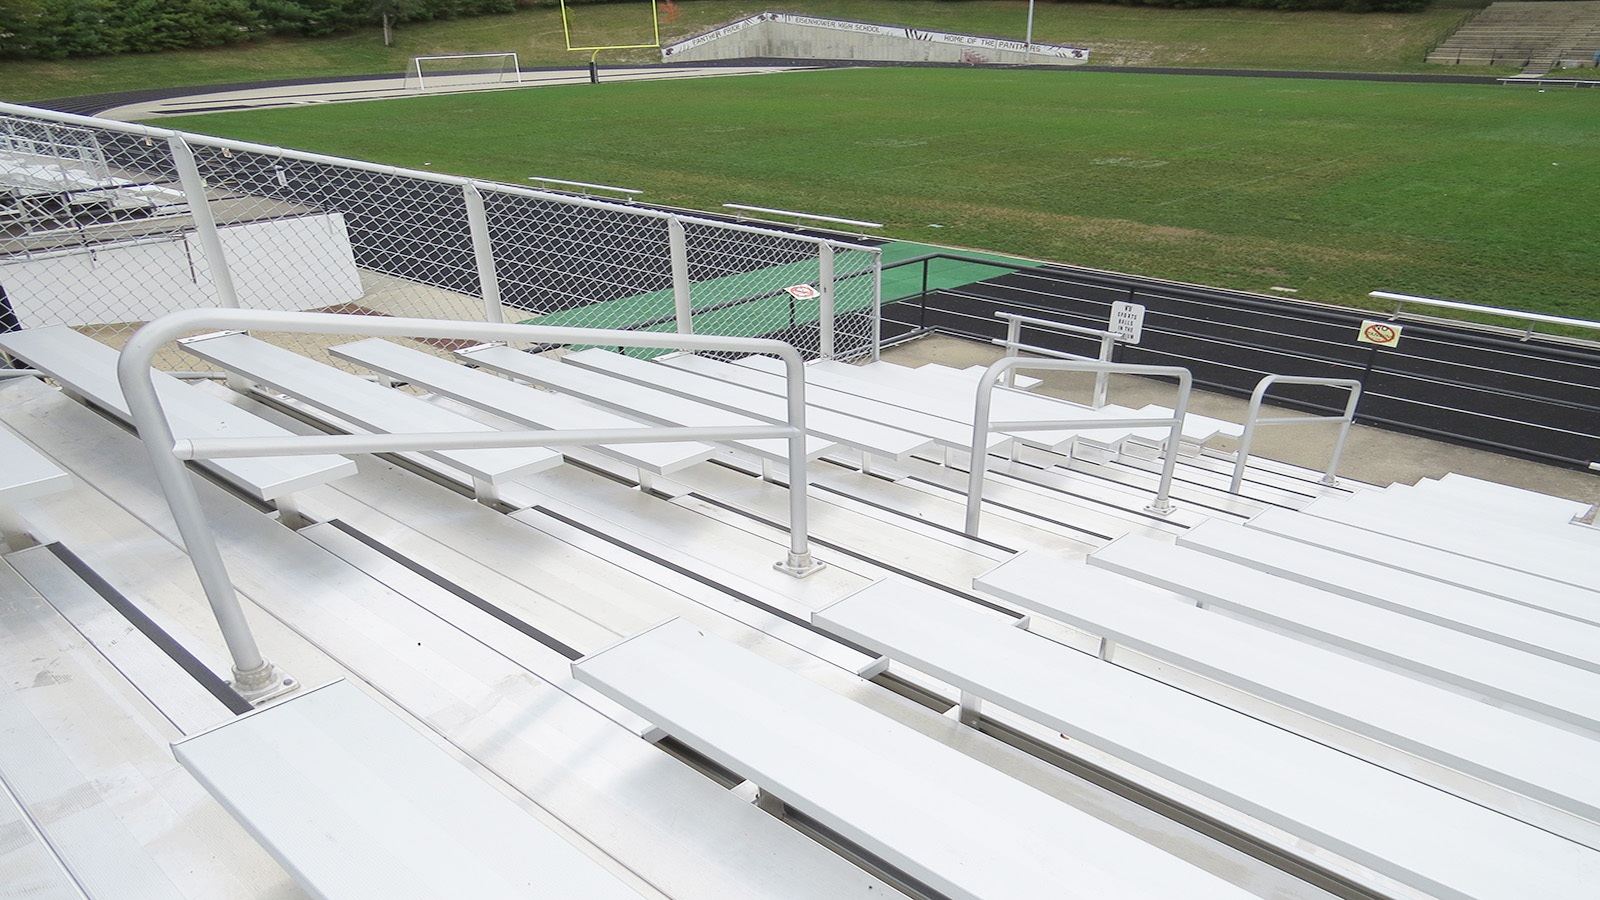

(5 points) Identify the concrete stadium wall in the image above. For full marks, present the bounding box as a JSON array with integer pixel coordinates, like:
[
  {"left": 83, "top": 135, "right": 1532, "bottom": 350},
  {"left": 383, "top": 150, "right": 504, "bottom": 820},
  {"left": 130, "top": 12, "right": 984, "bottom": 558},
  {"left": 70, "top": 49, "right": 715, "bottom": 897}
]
[{"left": 663, "top": 13, "right": 1089, "bottom": 67}]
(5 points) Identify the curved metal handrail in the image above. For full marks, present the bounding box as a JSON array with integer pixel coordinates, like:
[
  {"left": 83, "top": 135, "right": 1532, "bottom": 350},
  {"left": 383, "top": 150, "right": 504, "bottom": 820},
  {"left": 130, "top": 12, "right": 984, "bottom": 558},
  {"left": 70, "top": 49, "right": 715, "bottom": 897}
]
[
  {"left": 965, "top": 357, "right": 1193, "bottom": 537},
  {"left": 1230, "top": 375, "right": 1362, "bottom": 495},
  {"left": 118, "top": 308, "right": 820, "bottom": 703}
]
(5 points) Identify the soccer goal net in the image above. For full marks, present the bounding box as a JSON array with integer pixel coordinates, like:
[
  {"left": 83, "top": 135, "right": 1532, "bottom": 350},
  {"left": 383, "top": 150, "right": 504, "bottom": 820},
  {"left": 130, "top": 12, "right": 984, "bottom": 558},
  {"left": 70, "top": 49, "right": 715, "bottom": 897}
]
[{"left": 405, "top": 53, "right": 522, "bottom": 93}]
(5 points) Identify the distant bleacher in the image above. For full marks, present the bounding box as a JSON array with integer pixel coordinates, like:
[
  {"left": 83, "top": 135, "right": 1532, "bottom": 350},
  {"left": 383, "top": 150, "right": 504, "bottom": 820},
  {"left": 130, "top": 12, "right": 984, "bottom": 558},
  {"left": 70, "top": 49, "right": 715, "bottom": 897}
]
[{"left": 1429, "top": 0, "right": 1600, "bottom": 70}]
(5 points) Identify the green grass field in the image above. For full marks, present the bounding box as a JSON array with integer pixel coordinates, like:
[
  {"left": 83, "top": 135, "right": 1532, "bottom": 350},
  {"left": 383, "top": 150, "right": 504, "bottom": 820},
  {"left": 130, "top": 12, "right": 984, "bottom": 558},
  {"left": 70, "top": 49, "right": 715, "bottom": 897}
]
[
  {"left": 158, "top": 67, "right": 1599, "bottom": 319},
  {"left": 0, "top": 0, "right": 1491, "bottom": 102}
]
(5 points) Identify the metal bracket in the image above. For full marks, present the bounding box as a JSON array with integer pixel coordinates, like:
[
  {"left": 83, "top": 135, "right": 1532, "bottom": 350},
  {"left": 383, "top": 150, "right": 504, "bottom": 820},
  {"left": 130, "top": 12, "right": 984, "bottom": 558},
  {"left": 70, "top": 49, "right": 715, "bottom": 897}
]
[{"left": 229, "top": 660, "right": 299, "bottom": 706}]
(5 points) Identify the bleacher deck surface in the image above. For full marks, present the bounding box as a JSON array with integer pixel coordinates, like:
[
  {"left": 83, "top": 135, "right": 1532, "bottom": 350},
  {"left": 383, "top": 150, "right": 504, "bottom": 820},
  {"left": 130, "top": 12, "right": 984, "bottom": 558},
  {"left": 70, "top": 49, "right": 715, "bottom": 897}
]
[{"left": 3, "top": 334, "right": 1599, "bottom": 900}]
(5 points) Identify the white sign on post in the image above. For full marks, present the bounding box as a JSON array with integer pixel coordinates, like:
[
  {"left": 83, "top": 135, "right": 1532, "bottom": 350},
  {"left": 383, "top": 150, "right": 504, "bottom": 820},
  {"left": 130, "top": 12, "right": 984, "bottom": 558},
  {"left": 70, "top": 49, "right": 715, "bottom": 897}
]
[
  {"left": 1110, "top": 301, "right": 1146, "bottom": 345},
  {"left": 1356, "top": 320, "right": 1403, "bottom": 348}
]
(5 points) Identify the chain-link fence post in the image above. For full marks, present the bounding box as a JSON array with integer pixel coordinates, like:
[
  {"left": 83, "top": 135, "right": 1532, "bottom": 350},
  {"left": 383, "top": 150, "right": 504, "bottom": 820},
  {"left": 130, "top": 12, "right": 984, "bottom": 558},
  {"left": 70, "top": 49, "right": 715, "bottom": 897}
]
[
  {"left": 668, "top": 215, "right": 693, "bottom": 333},
  {"left": 463, "top": 183, "right": 504, "bottom": 323},
  {"left": 167, "top": 134, "right": 238, "bottom": 309}
]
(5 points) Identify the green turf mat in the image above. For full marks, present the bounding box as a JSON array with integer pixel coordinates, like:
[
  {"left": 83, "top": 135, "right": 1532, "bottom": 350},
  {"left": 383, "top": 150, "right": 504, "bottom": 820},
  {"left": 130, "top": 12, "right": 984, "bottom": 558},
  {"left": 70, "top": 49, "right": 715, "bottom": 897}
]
[{"left": 878, "top": 242, "right": 1034, "bottom": 303}]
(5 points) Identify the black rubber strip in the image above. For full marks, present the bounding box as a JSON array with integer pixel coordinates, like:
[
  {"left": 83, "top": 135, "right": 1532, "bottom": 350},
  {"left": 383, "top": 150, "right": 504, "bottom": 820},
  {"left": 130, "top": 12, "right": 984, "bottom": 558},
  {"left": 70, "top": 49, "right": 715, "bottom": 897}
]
[
  {"left": 323, "top": 519, "right": 582, "bottom": 661},
  {"left": 45, "top": 543, "right": 253, "bottom": 715}
]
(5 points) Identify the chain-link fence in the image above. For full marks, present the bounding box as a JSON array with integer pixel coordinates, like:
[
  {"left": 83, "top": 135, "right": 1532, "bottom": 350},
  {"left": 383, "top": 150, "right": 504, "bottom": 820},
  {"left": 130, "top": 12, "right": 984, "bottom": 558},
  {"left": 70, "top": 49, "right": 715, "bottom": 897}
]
[{"left": 0, "top": 102, "right": 881, "bottom": 372}]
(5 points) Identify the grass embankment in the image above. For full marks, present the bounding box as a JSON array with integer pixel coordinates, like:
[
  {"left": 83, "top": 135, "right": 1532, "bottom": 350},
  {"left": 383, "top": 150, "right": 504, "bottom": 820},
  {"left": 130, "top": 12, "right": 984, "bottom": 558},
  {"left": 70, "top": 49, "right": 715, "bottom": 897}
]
[
  {"left": 0, "top": 0, "right": 1491, "bottom": 102},
  {"left": 157, "top": 67, "right": 1598, "bottom": 319}
]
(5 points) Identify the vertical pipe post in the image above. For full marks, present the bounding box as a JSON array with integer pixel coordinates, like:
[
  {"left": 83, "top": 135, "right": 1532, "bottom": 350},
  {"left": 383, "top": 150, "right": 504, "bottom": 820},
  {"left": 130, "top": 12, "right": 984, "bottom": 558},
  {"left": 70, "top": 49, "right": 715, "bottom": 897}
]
[
  {"left": 168, "top": 135, "right": 239, "bottom": 308},
  {"left": 870, "top": 252, "right": 883, "bottom": 361},
  {"left": 117, "top": 323, "right": 286, "bottom": 702},
  {"left": 818, "top": 243, "right": 836, "bottom": 359},
  {"left": 463, "top": 183, "right": 505, "bottom": 324},
  {"left": 668, "top": 216, "right": 693, "bottom": 334},
  {"left": 964, "top": 360, "right": 1006, "bottom": 536},
  {"left": 775, "top": 348, "right": 821, "bottom": 577},
  {"left": 1093, "top": 332, "right": 1115, "bottom": 408}
]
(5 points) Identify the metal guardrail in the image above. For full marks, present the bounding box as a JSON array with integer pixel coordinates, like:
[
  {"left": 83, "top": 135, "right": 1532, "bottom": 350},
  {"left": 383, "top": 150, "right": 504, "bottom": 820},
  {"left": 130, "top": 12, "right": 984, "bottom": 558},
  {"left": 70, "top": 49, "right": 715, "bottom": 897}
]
[
  {"left": 1230, "top": 375, "right": 1362, "bottom": 495},
  {"left": 965, "top": 357, "right": 1192, "bottom": 536},
  {"left": 992, "top": 311, "right": 1121, "bottom": 407},
  {"left": 118, "top": 308, "right": 822, "bottom": 704},
  {"left": 1372, "top": 291, "right": 1600, "bottom": 342}
]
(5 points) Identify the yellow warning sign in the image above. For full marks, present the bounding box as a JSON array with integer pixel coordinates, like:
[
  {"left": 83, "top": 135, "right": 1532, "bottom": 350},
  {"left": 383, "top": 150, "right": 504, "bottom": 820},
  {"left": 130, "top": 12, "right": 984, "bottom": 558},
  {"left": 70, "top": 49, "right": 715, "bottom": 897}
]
[{"left": 1357, "top": 320, "right": 1402, "bottom": 348}]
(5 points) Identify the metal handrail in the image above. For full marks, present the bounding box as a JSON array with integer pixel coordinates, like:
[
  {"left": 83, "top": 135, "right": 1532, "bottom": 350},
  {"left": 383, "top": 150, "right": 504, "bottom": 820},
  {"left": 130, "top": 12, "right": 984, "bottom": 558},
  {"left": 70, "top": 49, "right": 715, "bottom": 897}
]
[
  {"left": 965, "top": 358, "right": 1193, "bottom": 536},
  {"left": 118, "top": 308, "right": 821, "bottom": 704},
  {"left": 1370, "top": 291, "right": 1600, "bottom": 342},
  {"left": 993, "top": 312, "right": 1120, "bottom": 406},
  {"left": 1230, "top": 375, "right": 1362, "bottom": 495}
]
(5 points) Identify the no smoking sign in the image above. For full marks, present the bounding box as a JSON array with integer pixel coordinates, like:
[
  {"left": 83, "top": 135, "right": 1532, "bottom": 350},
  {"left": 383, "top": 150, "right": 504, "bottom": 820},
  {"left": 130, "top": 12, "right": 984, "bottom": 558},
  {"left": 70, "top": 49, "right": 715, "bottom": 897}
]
[{"left": 1357, "top": 320, "right": 1402, "bottom": 348}]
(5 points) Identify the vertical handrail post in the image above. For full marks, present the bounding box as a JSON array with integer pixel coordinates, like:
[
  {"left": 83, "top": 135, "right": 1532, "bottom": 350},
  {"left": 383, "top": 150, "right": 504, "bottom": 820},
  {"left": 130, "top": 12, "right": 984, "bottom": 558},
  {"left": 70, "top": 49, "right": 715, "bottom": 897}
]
[
  {"left": 168, "top": 135, "right": 239, "bottom": 309},
  {"left": 668, "top": 216, "right": 693, "bottom": 334},
  {"left": 463, "top": 183, "right": 504, "bottom": 323},
  {"left": 1093, "top": 332, "right": 1116, "bottom": 408},
  {"left": 775, "top": 346, "right": 822, "bottom": 576},
  {"left": 1230, "top": 375, "right": 1363, "bottom": 494},
  {"left": 964, "top": 361, "right": 1006, "bottom": 536},
  {"left": 118, "top": 319, "right": 283, "bottom": 702},
  {"left": 818, "top": 243, "right": 836, "bottom": 359}
]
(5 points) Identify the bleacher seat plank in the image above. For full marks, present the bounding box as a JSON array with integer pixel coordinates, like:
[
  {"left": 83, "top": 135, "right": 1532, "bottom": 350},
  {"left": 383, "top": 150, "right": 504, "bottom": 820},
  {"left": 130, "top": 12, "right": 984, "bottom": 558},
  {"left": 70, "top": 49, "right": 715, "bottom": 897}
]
[
  {"left": 181, "top": 332, "right": 560, "bottom": 495},
  {"left": 726, "top": 354, "right": 1013, "bottom": 453},
  {"left": 1245, "top": 506, "right": 1600, "bottom": 626},
  {"left": 1177, "top": 518, "right": 1600, "bottom": 672},
  {"left": 457, "top": 344, "right": 835, "bottom": 464},
  {"left": 0, "top": 325, "right": 356, "bottom": 502},
  {"left": 329, "top": 339, "right": 713, "bottom": 476},
  {"left": 903, "top": 361, "right": 1242, "bottom": 441},
  {"left": 0, "top": 420, "right": 70, "bottom": 548},
  {"left": 1341, "top": 482, "right": 1592, "bottom": 538},
  {"left": 1300, "top": 494, "right": 1599, "bottom": 591},
  {"left": 572, "top": 617, "right": 1260, "bottom": 900},
  {"left": 826, "top": 360, "right": 1172, "bottom": 449},
  {"left": 1423, "top": 473, "right": 1591, "bottom": 520},
  {"left": 562, "top": 348, "right": 935, "bottom": 460},
  {"left": 815, "top": 578, "right": 1600, "bottom": 900},
  {"left": 1091, "top": 533, "right": 1600, "bottom": 733},
  {"left": 973, "top": 551, "right": 1600, "bottom": 837},
  {"left": 173, "top": 680, "right": 645, "bottom": 900}
]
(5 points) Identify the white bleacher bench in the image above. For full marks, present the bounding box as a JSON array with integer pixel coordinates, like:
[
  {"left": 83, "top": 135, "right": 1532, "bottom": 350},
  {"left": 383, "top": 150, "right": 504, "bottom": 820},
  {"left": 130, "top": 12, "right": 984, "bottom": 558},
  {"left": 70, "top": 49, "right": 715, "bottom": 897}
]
[
  {"left": 1090, "top": 533, "right": 1600, "bottom": 734},
  {"left": 815, "top": 578, "right": 1600, "bottom": 900},
  {"left": 329, "top": 339, "right": 714, "bottom": 490},
  {"left": 1300, "top": 493, "right": 1600, "bottom": 592},
  {"left": 172, "top": 680, "right": 646, "bottom": 900},
  {"left": 181, "top": 332, "right": 560, "bottom": 505},
  {"left": 571, "top": 617, "right": 1260, "bottom": 900},
  {"left": 562, "top": 348, "right": 935, "bottom": 469},
  {"left": 906, "top": 360, "right": 1244, "bottom": 444},
  {"left": 1417, "top": 473, "right": 1592, "bottom": 522},
  {"left": 1245, "top": 505, "right": 1600, "bottom": 626},
  {"left": 973, "top": 551, "right": 1600, "bottom": 843},
  {"left": 1341, "top": 481, "right": 1595, "bottom": 539},
  {"left": 0, "top": 325, "right": 356, "bottom": 520},
  {"left": 720, "top": 354, "right": 1015, "bottom": 456},
  {"left": 457, "top": 344, "right": 836, "bottom": 469},
  {"left": 0, "top": 421, "right": 70, "bottom": 550},
  {"left": 1177, "top": 518, "right": 1600, "bottom": 673},
  {"left": 813, "top": 358, "right": 1218, "bottom": 451}
]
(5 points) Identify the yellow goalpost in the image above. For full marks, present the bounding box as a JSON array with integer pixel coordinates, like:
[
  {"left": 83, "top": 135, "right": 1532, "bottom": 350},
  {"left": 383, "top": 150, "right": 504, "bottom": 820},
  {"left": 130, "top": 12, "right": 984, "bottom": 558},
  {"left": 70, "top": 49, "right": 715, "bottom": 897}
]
[{"left": 558, "top": 0, "right": 662, "bottom": 59}]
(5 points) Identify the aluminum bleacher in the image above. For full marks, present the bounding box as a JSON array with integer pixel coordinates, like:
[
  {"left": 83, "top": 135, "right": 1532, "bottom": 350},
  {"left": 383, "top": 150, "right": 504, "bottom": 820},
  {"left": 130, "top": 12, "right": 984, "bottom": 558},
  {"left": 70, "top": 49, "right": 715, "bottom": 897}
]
[{"left": 5, "top": 311, "right": 1600, "bottom": 900}]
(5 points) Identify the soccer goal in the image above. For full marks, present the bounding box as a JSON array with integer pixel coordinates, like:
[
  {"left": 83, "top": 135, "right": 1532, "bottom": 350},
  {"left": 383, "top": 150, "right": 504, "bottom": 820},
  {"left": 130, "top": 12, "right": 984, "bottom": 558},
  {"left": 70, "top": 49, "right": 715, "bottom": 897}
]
[{"left": 405, "top": 53, "right": 522, "bottom": 93}]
